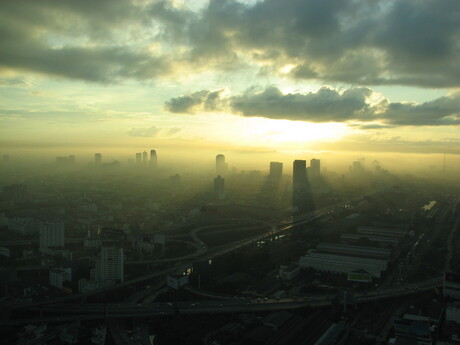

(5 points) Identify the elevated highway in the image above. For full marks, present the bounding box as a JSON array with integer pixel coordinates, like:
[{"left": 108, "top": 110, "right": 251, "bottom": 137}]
[{"left": 3, "top": 276, "right": 442, "bottom": 325}]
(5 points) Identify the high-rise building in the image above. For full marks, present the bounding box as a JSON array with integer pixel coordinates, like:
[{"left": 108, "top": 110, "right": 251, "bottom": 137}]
[
  {"left": 310, "top": 158, "right": 320, "bottom": 178},
  {"left": 135, "top": 152, "right": 142, "bottom": 165},
  {"left": 150, "top": 149, "right": 157, "bottom": 168},
  {"left": 39, "top": 221, "right": 65, "bottom": 252},
  {"left": 293, "top": 160, "right": 307, "bottom": 191},
  {"left": 142, "top": 151, "right": 147, "bottom": 165},
  {"left": 95, "top": 153, "right": 102, "bottom": 165},
  {"left": 293, "top": 160, "right": 311, "bottom": 212},
  {"left": 95, "top": 246, "right": 124, "bottom": 283},
  {"left": 270, "top": 162, "right": 283, "bottom": 179},
  {"left": 214, "top": 175, "right": 225, "bottom": 200},
  {"left": 216, "top": 154, "right": 227, "bottom": 175}
]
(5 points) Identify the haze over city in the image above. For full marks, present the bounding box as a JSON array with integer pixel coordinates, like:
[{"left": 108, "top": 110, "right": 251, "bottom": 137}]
[{"left": 0, "top": 0, "right": 459, "bottom": 344}]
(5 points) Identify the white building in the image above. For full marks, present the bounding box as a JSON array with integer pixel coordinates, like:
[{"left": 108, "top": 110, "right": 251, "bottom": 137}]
[
  {"left": 39, "top": 221, "right": 64, "bottom": 252},
  {"left": 49, "top": 267, "right": 71, "bottom": 289},
  {"left": 95, "top": 246, "right": 124, "bottom": 283},
  {"left": 298, "top": 250, "right": 388, "bottom": 278}
]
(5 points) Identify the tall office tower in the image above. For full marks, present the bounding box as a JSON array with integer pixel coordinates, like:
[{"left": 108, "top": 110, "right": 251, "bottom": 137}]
[
  {"left": 293, "top": 160, "right": 308, "bottom": 191},
  {"left": 293, "top": 160, "right": 310, "bottom": 212},
  {"left": 142, "top": 151, "right": 147, "bottom": 165},
  {"left": 95, "top": 246, "right": 124, "bottom": 282},
  {"left": 310, "top": 158, "right": 320, "bottom": 178},
  {"left": 39, "top": 221, "right": 65, "bottom": 252},
  {"left": 135, "top": 152, "right": 142, "bottom": 165},
  {"left": 95, "top": 153, "right": 102, "bottom": 165},
  {"left": 214, "top": 175, "right": 225, "bottom": 200},
  {"left": 150, "top": 149, "right": 157, "bottom": 168},
  {"left": 216, "top": 154, "right": 227, "bottom": 175},
  {"left": 270, "top": 162, "right": 283, "bottom": 179},
  {"left": 68, "top": 155, "right": 75, "bottom": 164}
]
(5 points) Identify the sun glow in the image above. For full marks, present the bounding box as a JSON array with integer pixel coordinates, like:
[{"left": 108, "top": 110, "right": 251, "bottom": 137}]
[{"left": 239, "top": 117, "right": 350, "bottom": 146}]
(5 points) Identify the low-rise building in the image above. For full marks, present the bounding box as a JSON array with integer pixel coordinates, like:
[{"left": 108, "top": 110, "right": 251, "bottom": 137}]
[
  {"left": 444, "top": 272, "right": 460, "bottom": 300},
  {"left": 341, "top": 233, "right": 400, "bottom": 247},
  {"left": 299, "top": 250, "right": 388, "bottom": 278},
  {"left": 316, "top": 242, "right": 392, "bottom": 259},
  {"left": 49, "top": 267, "right": 71, "bottom": 289},
  {"left": 279, "top": 265, "right": 300, "bottom": 281}
]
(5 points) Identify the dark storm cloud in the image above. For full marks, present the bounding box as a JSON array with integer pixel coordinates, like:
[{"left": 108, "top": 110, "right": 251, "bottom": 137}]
[
  {"left": 159, "top": 0, "right": 460, "bottom": 87},
  {"left": 0, "top": 0, "right": 171, "bottom": 83},
  {"left": 165, "top": 89, "right": 225, "bottom": 113},
  {"left": 230, "top": 87, "right": 372, "bottom": 122},
  {"left": 382, "top": 95, "right": 460, "bottom": 126},
  {"left": 0, "top": 0, "right": 458, "bottom": 87},
  {"left": 165, "top": 87, "right": 460, "bottom": 127}
]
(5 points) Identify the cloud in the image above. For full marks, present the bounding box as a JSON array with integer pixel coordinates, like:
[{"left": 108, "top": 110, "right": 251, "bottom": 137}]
[
  {"left": 127, "top": 126, "right": 182, "bottom": 137},
  {"left": 0, "top": 0, "right": 172, "bottom": 83},
  {"left": 154, "top": 0, "right": 460, "bottom": 87},
  {"left": 0, "top": 0, "right": 458, "bottom": 87},
  {"left": 165, "top": 127, "right": 182, "bottom": 135},
  {"left": 313, "top": 135, "right": 460, "bottom": 155},
  {"left": 127, "top": 126, "right": 162, "bottom": 137},
  {"left": 349, "top": 123, "right": 395, "bottom": 130},
  {"left": 165, "top": 89, "right": 225, "bottom": 113},
  {"left": 165, "top": 86, "right": 460, "bottom": 127}
]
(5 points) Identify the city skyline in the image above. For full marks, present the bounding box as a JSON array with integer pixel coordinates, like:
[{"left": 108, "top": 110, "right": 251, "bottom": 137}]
[
  {"left": 0, "top": 0, "right": 459, "bottom": 160},
  {"left": 1, "top": 2, "right": 460, "bottom": 343}
]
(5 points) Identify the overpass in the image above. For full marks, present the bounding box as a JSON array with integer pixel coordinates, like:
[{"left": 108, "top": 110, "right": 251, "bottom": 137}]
[{"left": 3, "top": 276, "right": 442, "bottom": 326}]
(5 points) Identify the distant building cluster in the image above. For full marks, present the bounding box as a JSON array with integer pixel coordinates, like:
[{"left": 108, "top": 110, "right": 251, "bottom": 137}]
[{"left": 134, "top": 149, "right": 158, "bottom": 168}]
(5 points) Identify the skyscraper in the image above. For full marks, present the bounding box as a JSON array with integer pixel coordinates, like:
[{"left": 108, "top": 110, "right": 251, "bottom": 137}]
[
  {"left": 310, "top": 158, "right": 320, "bottom": 178},
  {"left": 95, "top": 153, "right": 102, "bottom": 165},
  {"left": 142, "top": 151, "right": 147, "bottom": 165},
  {"left": 269, "top": 162, "right": 283, "bottom": 179},
  {"left": 39, "top": 221, "right": 65, "bottom": 252},
  {"left": 95, "top": 246, "right": 124, "bottom": 283},
  {"left": 293, "top": 160, "right": 307, "bottom": 191},
  {"left": 216, "top": 154, "right": 227, "bottom": 175},
  {"left": 214, "top": 175, "right": 225, "bottom": 200},
  {"left": 135, "top": 152, "right": 141, "bottom": 165},
  {"left": 293, "top": 160, "right": 311, "bottom": 212},
  {"left": 150, "top": 149, "right": 157, "bottom": 168}
]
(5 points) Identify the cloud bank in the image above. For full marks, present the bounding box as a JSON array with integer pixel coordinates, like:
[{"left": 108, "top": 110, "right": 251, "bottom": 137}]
[
  {"left": 166, "top": 87, "right": 460, "bottom": 127},
  {"left": 0, "top": 0, "right": 458, "bottom": 87}
]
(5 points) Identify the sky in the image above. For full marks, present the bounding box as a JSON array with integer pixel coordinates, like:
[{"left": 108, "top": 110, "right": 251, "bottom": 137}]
[{"left": 0, "top": 0, "right": 459, "bottom": 166}]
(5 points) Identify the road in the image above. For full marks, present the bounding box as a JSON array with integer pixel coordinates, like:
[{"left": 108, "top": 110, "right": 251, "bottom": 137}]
[{"left": 3, "top": 276, "right": 442, "bottom": 326}]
